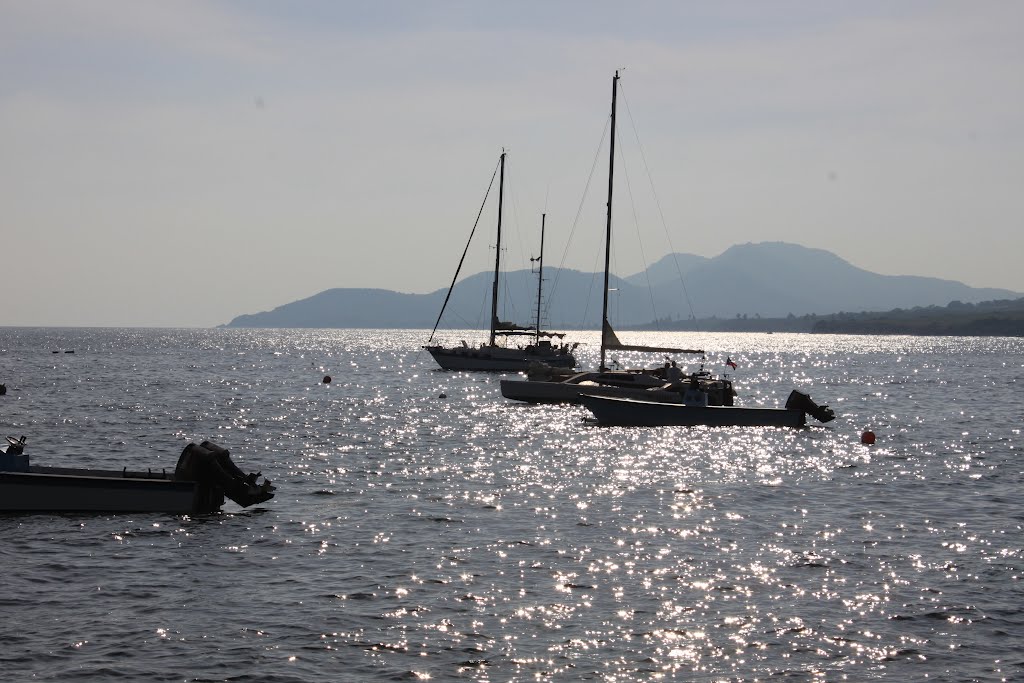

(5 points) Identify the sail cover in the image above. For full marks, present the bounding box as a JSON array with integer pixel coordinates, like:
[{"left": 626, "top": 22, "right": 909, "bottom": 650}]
[
  {"left": 494, "top": 319, "right": 532, "bottom": 332},
  {"left": 494, "top": 319, "right": 566, "bottom": 338},
  {"left": 602, "top": 321, "right": 703, "bottom": 354}
]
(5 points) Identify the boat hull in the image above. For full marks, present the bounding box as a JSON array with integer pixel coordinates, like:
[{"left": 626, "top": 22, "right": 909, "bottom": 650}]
[
  {"left": 580, "top": 394, "right": 807, "bottom": 428},
  {"left": 426, "top": 345, "right": 576, "bottom": 372},
  {"left": 0, "top": 466, "right": 220, "bottom": 514},
  {"left": 500, "top": 376, "right": 681, "bottom": 404}
]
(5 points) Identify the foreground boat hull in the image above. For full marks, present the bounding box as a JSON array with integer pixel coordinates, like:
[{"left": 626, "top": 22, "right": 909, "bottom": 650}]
[
  {"left": 580, "top": 394, "right": 807, "bottom": 428},
  {"left": 0, "top": 466, "right": 221, "bottom": 514},
  {"left": 0, "top": 440, "right": 274, "bottom": 514},
  {"left": 426, "top": 346, "right": 576, "bottom": 372}
]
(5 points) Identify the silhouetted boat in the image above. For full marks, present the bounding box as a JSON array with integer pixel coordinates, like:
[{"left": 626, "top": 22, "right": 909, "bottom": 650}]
[
  {"left": 502, "top": 72, "right": 834, "bottom": 426},
  {"left": 0, "top": 437, "right": 274, "bottom": 514},
  {"left": 501, "top": 71, "right": 703, "bottom": 403},
  {"left": 580, "top": 390, "right": 836, "bottom": 428},
  {"left": 425, "top": 151, "right": 578, "bottom": 371}
]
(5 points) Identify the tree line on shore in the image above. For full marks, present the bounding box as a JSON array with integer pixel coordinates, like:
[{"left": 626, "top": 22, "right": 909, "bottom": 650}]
[{"left": 638, "top": 298, "right": 1024, "bottom": 336}]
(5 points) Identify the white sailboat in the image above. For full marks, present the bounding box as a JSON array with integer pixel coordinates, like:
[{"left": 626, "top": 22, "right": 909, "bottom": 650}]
[
  {"left": 500, "top": 71, "right": 708, "bottom": 404},
  {"left": 424, "top": 151, "right": 578, "bottom": 371}
]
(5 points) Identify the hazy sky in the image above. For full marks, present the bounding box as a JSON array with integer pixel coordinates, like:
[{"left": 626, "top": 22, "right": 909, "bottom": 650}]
[{"left": 3, "top": 1, "right": 1022, "bottom": 327}]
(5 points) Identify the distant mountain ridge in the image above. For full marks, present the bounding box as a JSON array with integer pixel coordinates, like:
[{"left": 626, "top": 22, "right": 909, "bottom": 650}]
[{"left": 224, "top": 242, "right": 1020, "bottom": 329}]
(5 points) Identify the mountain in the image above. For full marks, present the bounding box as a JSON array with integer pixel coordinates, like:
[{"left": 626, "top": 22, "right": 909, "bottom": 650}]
[
  {"left": 223, "top": 242, "right": 1020, "bottom": 328},
  {"left": 668, "top": 242, "right": 1017, "bottom": 319},
  {"left": 624, "top": 253, "right": 709, "bottom": 288},
  {"left": 226, "top": 288, "right": 439, "bottom": 328}
]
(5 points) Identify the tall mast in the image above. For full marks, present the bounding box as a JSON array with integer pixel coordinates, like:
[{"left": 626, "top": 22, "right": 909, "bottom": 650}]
[
  {"left": 533, "top": 213, "right": 546, "bottom": 345},
  {"left": 489, "top": 150, "right": 506, "bottom": 347},
  {"left": 600, "top": 71, "right": 619, "bottom": 372}
]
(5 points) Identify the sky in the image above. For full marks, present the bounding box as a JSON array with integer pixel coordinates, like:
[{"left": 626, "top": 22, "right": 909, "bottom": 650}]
[{"left": 2, "top": 1, "right": 1023, "bottom": 327}]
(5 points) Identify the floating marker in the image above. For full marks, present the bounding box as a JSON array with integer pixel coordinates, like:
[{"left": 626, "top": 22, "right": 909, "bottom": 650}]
[
  {"left": 323, "top": 375, "right": 332, "bottom": 384},
  {"left": 861, "top": 430, "right": 876, "bottom": 445},
  {"left": 438, "top": 393, "right": 447, "bottom": 399}
]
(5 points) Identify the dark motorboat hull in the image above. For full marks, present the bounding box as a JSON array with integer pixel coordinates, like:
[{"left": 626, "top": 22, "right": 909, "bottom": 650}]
[
  {"left": 0, "top": 466, "right": 220, "bottom": 514},
  {"left": 426, "top": 345, "right": 576, "bottom": 372},
  {"left": 500, "top": 375, "right": 681, "bottom": 405},
  {"left": 0, "top": 440, "right": 274, "bottom": 514},
  {"left": 580, "top": 394, "right": 808, "bottom": 428}
]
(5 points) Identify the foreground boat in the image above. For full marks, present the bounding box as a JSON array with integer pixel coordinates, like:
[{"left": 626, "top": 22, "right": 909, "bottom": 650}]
[
  {"left": 0, "top": 437, "right": 275, "bottom": 514},
  {"left": 425, "top": 151, "right": 578, "bottom": 371},
  {"left": 580, "top": 390, "right": 836, "bottom": 428}
]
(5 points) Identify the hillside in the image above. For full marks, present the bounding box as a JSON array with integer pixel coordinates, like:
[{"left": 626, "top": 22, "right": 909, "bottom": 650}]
[{"left": 224, "top": 242, "right": 1020, "bottom": 329}]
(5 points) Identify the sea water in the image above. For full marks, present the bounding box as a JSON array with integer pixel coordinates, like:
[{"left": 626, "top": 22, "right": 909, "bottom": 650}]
[{"left": 0, "top": 327, "right": 1021, "bottom": 681}]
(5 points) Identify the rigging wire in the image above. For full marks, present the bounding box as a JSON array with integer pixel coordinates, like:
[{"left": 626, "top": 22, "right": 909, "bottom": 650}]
[
  {"left": 442, "top": 287, "right": 490, "bottom": 331},
  {"left": 548, "top": 115, "right": 611, "bottom": 330},
  {"left": 501, "top": 155, "right": 526, "bottom": 328},
  {"left": 615, "top": 121, "right": 661, "bottom": 328},
  {"left": 427, "top": 156, "right": 501, "bottom": 342},
  {"left": 620, "top": 80, "right": 699, "bottom": 323},
  {"left": 536, "top": 185, "right": 553, "bottom": 332},
  {"left": 499, "top": 154, "right": 547, "bottom": 334}
]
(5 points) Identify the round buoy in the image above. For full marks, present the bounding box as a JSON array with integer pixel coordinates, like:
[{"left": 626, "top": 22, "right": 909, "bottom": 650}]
[
  {"left": 323, "top": 375, "right": 332, "bottom": 384},
  {"left": 438, "top": 392, "right": 447, "bottom": 399},
  {"left": 861, "top": 430, "right": 876, "bottom": 445}
]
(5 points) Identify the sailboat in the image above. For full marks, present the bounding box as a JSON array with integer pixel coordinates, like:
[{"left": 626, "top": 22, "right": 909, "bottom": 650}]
[
  {"left": 503, "top": 72, "right": 836, "bottom": 427},
  {"left": 424, "top": 151, "right": 578, "bottom": 372},
  {"left": 500, "top": 71, "right": 708, "bottom": 404}
]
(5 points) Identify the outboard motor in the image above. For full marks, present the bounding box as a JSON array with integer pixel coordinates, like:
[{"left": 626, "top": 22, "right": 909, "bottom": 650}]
[
  {"left": 785, "top": 390, "right": 836, "bottom": 424},
  {"left": 176, "top": 441, "right": 275, "bottom": 509},
  {"left": 4, "top": 435, "right": 26, "bottom": 455},
  {"left": 1, "top": 436, "right": 29, "bottom": 473}
]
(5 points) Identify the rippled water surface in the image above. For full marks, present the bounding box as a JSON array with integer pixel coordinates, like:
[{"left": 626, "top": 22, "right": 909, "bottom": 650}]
[{"left": 1, "top": 328, "right": 1022, "bottom": 681}]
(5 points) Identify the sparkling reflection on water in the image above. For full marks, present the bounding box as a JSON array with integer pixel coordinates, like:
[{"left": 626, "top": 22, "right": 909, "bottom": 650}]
[{"left": 1, "top": 328, "right": 1022, "bottom": 681}]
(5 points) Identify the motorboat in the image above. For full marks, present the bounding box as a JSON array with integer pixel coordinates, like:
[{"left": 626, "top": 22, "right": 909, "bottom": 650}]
[
  {"left": 0, "top": 436, "right": 275, "bottom": 514},
  {"left": 580, "top": 389, "right": 836, "bottom": 428}
]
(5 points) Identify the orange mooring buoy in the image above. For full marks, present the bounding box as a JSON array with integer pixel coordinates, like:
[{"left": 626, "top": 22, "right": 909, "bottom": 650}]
[
  {"left": 861, "top": 430, "right": 876, "bottom": 445},
  {"left": 323, "top": 375, "right": 332, "bottom": 384}
]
